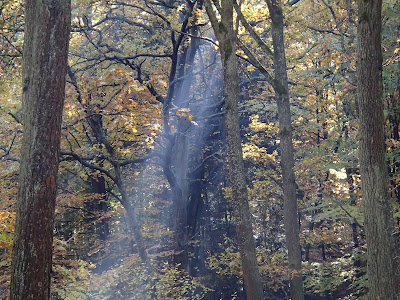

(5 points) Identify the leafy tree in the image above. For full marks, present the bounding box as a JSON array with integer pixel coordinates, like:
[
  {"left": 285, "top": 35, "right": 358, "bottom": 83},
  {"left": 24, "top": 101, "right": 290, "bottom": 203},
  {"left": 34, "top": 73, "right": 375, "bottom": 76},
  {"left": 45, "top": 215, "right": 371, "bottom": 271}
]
[{"left": 0, "top": 0, "right": 399, "bottom": 299}]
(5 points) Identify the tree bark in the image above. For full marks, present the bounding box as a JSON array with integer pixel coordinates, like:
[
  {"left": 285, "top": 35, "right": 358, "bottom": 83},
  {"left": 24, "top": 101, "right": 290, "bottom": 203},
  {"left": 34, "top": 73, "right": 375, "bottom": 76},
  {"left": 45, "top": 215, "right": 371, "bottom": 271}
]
[
  {"left": 205, "top": 1, "right": 264, "bottom": 299},
  {"left": 266, "top": 1, "right": 304, "bottom": 298},
  {"left": 357, "top": 0, "right": 398, "bottom": 298},
  {"left": 10, "top": 1, "right": 71, "bottom": 299}
]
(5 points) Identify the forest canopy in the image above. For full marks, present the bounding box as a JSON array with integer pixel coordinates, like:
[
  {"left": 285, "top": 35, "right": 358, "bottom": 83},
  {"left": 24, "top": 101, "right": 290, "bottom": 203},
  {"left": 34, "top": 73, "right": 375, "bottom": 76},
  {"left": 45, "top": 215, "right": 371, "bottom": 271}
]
[{"left": 0, "top": 0, "right": 400, "bottom": 299}]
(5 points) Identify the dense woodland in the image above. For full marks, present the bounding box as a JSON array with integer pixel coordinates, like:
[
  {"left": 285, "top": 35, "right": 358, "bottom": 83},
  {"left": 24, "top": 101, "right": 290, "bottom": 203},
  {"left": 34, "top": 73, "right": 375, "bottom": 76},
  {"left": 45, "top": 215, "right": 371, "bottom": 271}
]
[{"left": 0, "top": 0, "right": 400, "bottom": 299}]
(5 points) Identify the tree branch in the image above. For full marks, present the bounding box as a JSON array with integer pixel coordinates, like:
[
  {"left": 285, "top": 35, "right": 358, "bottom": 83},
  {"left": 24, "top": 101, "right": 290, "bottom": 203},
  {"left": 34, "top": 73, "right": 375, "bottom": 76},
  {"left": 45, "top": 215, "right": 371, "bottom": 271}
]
[
  {"left": 237, "top": 39, "right": 286, "bottom": 94},
  {"left": 233, "top": 0, "right": 274, "bottom": 57},
  {"left": 60, "top": 151, "right": 116, "bottom": 183}
]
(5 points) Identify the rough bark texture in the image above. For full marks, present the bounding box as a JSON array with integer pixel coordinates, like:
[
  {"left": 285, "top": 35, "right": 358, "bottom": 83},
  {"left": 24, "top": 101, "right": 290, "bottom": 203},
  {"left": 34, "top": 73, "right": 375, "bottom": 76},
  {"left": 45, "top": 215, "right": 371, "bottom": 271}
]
[
  {"left": 10, "top": 1, "right": 71, "bottom": 299},
  {"left": 266, "top": 1, "right": 304, "bottom": 299},
  {"left": 357, "top": 0, "right": 398, "bottom": 298},
  {"left": 205, "top": 1, "right": 264, "bottom": 299}
]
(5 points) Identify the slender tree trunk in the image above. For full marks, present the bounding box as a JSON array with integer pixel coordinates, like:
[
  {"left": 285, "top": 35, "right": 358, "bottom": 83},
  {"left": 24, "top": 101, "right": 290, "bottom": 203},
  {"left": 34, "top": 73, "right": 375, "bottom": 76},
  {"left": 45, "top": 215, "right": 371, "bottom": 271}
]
[
  {"left": 266, "top": 1, "right": 304, "bottom": 298},
  {"left": 357, "top": 0, "right": 398, "bottom": 298},
  {"left": 205, "top": 1, "right": 264, "bottom": 299},
  {"left": 10, "top": 1, "right": 71, "bottom": 299},
  {"left": 89, "top": 174, "right": 109, "bottom": 241},
  {"left": 114, "top": 168, "right": 152, "bottom": 271}
]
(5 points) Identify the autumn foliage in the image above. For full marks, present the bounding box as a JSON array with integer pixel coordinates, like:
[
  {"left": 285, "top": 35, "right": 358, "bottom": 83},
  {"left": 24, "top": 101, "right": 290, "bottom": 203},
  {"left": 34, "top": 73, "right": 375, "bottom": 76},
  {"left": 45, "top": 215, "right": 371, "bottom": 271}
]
[{"left": 1, "top": 0, "right": 400, "bottom": 299}]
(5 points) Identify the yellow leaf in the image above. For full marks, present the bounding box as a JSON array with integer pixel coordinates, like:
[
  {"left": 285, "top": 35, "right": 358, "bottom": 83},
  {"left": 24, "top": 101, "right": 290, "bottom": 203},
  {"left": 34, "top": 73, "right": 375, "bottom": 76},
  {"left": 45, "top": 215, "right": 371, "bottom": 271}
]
[
  {"left": 0, "top": 211, "right": 10, "bottom": 220},
  {"left": 247, "top": 65, "right": 256, "bottom": 72},
  {"left": 116, "top": 68, "right": 126, "bottom": 76},
  {"left": 321, "top": 57, "right": 330, "bottom": 66}
]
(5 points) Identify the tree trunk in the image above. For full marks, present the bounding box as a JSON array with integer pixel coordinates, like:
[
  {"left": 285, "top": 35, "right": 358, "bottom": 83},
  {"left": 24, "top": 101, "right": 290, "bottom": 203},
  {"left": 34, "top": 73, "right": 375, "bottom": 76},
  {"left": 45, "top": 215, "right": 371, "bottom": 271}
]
[
  {"left": 205, "top": 1, "right": 264, "bottom": 299},
  {"left": 357, "top": 0, "right": 398, "bottom": 298},
  {"left": 266, "top": 1, "right": 304, "bottom": 298},
  {"left": 10, "top": 1, "right": 71, "bottom": 299},
  {"left": 89, "top": 174, "right": 109, "bottom": 242},
  {"left": 114, "top": 167, "right": 152, "bottom": 271}
]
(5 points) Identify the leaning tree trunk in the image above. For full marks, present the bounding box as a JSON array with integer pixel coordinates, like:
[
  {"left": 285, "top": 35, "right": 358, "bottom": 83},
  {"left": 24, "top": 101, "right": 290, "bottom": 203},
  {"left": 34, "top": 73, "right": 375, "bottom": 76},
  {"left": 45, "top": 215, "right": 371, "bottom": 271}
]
[
  {"left": 266, "top": 1, "right": 304, "bottom": 298},
  {"left": 205, "top": 1, "right": 264, "bottom": 299},
  {"left": 357, "top": 0, "right": 398, "bottom": 298},
  {"left": 10, "top": 0, "right": 71, "bottom": 299}
]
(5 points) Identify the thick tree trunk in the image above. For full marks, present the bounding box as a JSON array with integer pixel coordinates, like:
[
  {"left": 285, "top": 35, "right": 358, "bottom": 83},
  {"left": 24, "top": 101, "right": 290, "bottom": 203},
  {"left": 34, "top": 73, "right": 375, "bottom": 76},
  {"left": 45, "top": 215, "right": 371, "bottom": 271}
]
[
  {"left": 267, "top": 1, "right": 304, "bottom": 298},
  {"left": 10, "top": 1, "right": 71, "bottom": 299},
  {"left": 205, "top": 1, "right": 264, "bottom": 299},
  {"left": 357, "top": 0, "right": 398, "bottom": 298}
]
